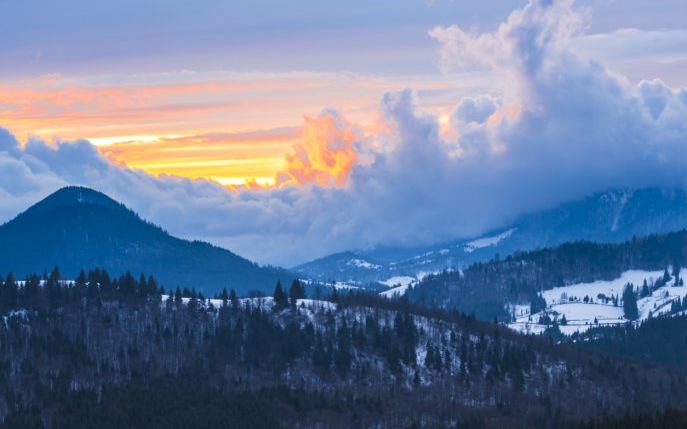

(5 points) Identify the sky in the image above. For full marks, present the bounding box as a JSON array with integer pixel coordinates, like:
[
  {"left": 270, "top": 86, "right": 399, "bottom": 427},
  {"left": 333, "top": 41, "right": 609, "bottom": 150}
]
[{"left": 1, "top": 0, "right": 687, "bottom": 266}]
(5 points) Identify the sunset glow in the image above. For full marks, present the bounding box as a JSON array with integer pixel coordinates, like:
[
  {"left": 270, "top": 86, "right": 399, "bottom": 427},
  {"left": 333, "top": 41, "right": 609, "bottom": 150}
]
[
  {"left": 0, "top": 73, "right": 470, "bottom": 186},
  {"left": 1, "top": 0, "right": 686, "bottom": 266}
]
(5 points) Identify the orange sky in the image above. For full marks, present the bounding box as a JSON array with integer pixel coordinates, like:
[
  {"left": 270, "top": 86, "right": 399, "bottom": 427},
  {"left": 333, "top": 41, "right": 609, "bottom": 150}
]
[{"left": 1, "top": 72, "right": 471, "bottom": 187}]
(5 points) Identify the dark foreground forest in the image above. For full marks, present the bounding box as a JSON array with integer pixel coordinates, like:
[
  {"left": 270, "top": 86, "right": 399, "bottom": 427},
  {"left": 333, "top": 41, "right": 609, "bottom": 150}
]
[{"left": 0, "top": 268, "right": 686, "bottom": 428}]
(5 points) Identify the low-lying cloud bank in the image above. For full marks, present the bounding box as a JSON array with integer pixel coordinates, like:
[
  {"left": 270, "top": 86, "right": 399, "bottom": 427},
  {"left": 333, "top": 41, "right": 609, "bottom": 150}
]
[{"left": 1, "top": 0, "right": 687, "bottom": 267}]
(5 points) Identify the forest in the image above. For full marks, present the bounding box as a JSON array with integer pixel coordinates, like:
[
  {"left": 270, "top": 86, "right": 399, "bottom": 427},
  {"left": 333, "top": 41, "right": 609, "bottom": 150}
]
[{"left": 0, "top": 267, "right": 686, "bottom": 428}]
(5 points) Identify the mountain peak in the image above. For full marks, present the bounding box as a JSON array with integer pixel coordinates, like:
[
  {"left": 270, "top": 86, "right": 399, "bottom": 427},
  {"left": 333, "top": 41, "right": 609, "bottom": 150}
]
[{"left": 22, "top": 186, "right": 124, "bottom": 217}]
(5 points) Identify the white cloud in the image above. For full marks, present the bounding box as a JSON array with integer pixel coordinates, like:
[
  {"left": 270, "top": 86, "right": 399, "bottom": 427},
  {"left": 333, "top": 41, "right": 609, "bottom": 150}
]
[{"left": 1, "top": 0, "right": 687, "bottom": 268}]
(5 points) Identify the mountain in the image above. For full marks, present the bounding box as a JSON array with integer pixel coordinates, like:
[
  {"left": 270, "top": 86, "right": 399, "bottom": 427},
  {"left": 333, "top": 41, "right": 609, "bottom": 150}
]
[
  {"left": 0, "top": 186, "right": 293, "bottom": 295},
  {"left": 296, "top": 188, "right": 687, "bottom": 284}
]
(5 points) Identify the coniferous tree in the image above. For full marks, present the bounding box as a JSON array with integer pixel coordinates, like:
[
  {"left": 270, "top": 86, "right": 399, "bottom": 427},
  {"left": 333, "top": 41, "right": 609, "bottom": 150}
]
[
  {"left": 229, "top": 288, "right": 238, "bottom": 307},
  {"left": 146, "top": 275, "right": 158, "bottom": 296},
  {"left": 138, "top": 273, "right": 147, "bottom": 296},
  {"left": 273, "top": 281, "right": 288, "bottom": 307},
  {"left": 22, "top": 274, "right": 40, "bottom": 304},
  {"left": 623, "top": 283, "right": 639, "bottom": 320},
  {"left": 1, "top": 273, "right": 18, "bottom": 311},
  {"left": 530, "top": 292, "right": 547, "bottom": 314},
  {"left": 75, "top": 269, "right": 87, "bottom": 291},
  {"left": 289, "top": 279, "right": 305, "bottom": 306},
  {"left": 641, "top": 279, "right": 650, "bottom": 297}
]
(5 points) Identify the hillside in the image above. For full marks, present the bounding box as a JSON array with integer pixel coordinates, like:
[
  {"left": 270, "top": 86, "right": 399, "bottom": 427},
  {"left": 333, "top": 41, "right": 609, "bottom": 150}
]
[
  {"left": 1, "top": 271, "right": 686, "bottom": 429},
  {"left": 407, "top": 229, "right": 687, "bottom": 320},
  {"left": 0, "top": 186, "right": 293, "bottom": 295},
  {"left": 508, "top": 269, "right": 687, "bottom": 335}
]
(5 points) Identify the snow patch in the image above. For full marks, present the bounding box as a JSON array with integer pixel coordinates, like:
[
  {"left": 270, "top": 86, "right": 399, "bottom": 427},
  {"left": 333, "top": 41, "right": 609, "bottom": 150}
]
[
  {"left": 347, "top": 258, "right": 381, "bottom": 270},
  {"left": 379, "top": 277, "right": 417, "bottom": 298},
  {"left": 542, "top": 270, "right": 664, "bottom": 306},
  {"left": 508, "top": 269, "right": 687, "bottom": 335},
  {"left": 463, "top": 228, "right": 517, "bottom": 253},
  {"left": 380, "top": 276, "right": 416, "bottom": 288}
]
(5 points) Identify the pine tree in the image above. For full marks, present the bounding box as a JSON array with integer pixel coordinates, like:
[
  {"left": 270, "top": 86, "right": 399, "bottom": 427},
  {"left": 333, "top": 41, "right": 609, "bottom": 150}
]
[
  {"left": 273, "top": 281, "right": 288, "bottom": 307},
  {"left": 188, "top": 287, "right": 198, "bottom": 313},
  {"left": 289, "top": 279, "right": 305, "bottom": 306},
  {"left": 75, "top": 269, "right": 87, "bottom": 292},
  {"left": 229, "top": 288, "right": 238, "bottom": 307},
  {"left": 138, "top": 273, "right": 147, "bottom": 296},
  {"left": 622, "top": 283, "right": 639, "bottom": 320},
  {"left": 641, "top": 279, "right": 650, "bottom": 297},
  {"left": 530, "top": 292, "right": 547, "bottom": 314},
  {"left": 146, "top": 276, "right": 158, "bottom": 296}
]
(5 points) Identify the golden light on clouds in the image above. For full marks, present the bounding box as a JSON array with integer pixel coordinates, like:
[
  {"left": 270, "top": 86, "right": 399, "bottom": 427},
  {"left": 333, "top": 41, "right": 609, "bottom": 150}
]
[
  {"left": 280, "top": 111, "right": 360, "bottom": 187},
  {"left": 98, "top": 129, "right": 300, "bottom": 186},
  {"left": 0, "top": 71, "right": 471, "bottom": 187}
]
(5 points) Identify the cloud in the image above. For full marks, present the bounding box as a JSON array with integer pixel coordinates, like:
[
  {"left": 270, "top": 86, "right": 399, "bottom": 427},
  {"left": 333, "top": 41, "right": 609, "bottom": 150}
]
[
  {"left": 1, "top": 0, "right": 687, "bottom": 269},
  {"left": 279, "top": 110, "right": 362, "bottom": 187},
  {"left": 0, "top": 128, "right": 21, "bottom": 157},
  {"left": 453, "top": 95, "right": 499, "bottom": 126}
]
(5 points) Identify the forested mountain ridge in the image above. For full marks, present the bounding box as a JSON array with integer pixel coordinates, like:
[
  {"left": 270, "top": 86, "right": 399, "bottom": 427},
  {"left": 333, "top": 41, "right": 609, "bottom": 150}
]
[
  {"left": 0, "top": 186, "right": 293, "bottom": 295},
  {"left": 0, "top": 269, "right": 686, "bottom": 428},
  {"left": 408, "top": 229, "right": 687, "bottom": 320}
]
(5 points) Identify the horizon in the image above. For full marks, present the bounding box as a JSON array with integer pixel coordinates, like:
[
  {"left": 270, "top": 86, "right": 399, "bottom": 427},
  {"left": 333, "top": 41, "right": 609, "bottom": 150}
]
[{"left": 1, "top": 0, "right": 687, "bottom": 266}]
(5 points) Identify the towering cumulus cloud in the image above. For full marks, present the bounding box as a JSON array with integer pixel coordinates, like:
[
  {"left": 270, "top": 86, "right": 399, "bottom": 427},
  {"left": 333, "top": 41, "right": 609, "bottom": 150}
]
[
  {"left": 279, "top": 110, "right": 361, "bottom": 187},
  {"left": 1, "top": 0, "right": 687, "bottom": 266}
]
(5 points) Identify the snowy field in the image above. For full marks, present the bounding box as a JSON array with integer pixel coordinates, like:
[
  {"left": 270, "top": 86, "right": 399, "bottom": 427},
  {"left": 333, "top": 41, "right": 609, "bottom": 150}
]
[
  {"left": 463, "top": 228, "right": 517, "bottom": 253},
  {"left": 379, "top": 276, "right": 417, "bottom": 298},
  {"left": 508, "top": 269, "right": 687, "bottom": 335}
]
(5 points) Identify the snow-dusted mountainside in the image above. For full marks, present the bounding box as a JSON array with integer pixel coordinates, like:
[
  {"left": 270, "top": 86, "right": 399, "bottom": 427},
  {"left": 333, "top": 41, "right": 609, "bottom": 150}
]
[
  {"left": 508, "top": 270, "right": 687, "bottom": 335},
  {"left": 296, "top": 188, "right": 687, "bottom": 285}
]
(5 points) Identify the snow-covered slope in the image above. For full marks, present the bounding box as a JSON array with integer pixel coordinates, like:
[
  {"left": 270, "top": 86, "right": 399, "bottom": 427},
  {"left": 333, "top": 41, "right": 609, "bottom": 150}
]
[
  {"left": 463, "top": 229, "right": 517, "bottom": 253},
  {"left": 378, "top": 276, "right": 417, "bottom": 298},
  {"left": 508, "top": 270, "right": 687, "bottom": 335}
]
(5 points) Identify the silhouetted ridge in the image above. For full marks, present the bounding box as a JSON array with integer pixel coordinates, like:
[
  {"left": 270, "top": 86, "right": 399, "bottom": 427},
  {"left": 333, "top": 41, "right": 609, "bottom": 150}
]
[{"left": 0, "top": 186, "right": 293, "bottom": 294}]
